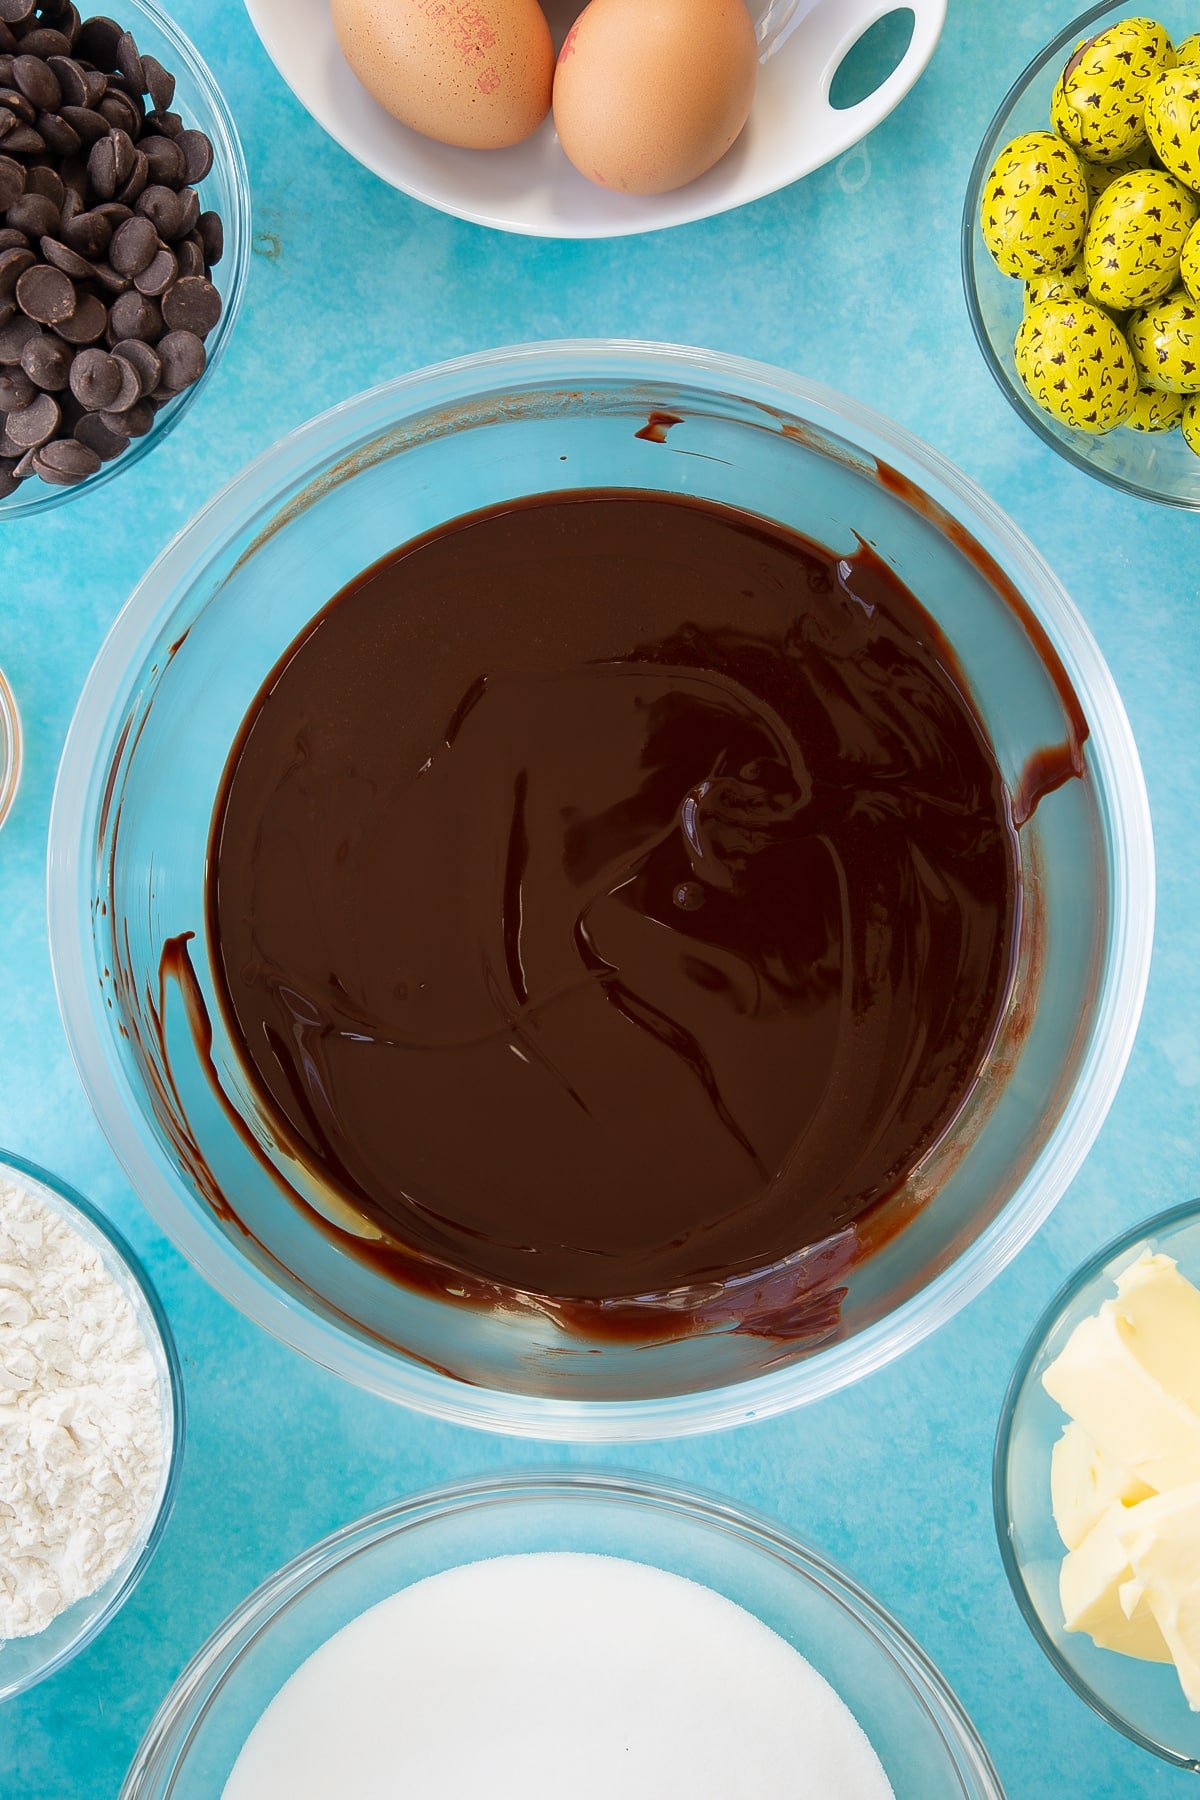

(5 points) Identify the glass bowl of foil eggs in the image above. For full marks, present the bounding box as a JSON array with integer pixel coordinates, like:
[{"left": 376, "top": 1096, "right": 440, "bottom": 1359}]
[{"left": 963, "top": 5, "right": 1200, "bottom": 509}]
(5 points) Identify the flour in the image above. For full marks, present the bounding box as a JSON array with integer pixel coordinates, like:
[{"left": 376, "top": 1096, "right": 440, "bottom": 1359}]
[{"left": 0, "top": 1171, "right": 165, "bottom": 1640}]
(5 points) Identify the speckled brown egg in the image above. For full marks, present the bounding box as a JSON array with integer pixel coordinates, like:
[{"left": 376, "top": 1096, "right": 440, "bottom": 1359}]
[
  {"left": 552, "top": 0, "right": 758, "bottom": 196},
  {"left": 1014, "top": 299, "right": 1137, "bottom": 431},
  {"left": 980, "top": 132, "right": 1089, "bottom": 279},
  {"left": 331, "top": 0, "right": 555, "bottom": 149},
  {"left": 1127, "top": 285, "right": 1200, "bottom": 389},
  {"left": 1084, "top": 169, "right": 1199, "bottom": 309},
  {"left": 1144, "top": 64, "right": 1200, "bottom": 191},
  {"left": 1051, "top": 18, "right": 1174, "bottom": 164}
]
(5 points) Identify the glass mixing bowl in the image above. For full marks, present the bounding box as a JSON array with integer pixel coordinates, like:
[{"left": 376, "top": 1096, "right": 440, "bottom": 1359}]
[
  {"left": 0, "top": 1150, "right": 184, "bottom": 1703},
  {"left": 962, "top": 2, "right": 1200, "bottom": 510},
  {"left": 995, "top": 1200, "right": 1200, "bottom": 1772},
  {"left": 0, "top": 0, "right": 251, "bottom": 521},
  {"left": 48, "top": 341, "right": 1154, "bottom": 1439},
  {"left": 0, "top": 666, "right": 20, "bottom": 830},
  {"left": 121, "top": 1472, "right": 1003, "bottom": 1799}
]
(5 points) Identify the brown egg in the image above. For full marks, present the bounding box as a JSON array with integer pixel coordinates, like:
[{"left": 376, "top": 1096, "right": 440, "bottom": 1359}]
[
  {"left": 331, "top": 0, "right": 555, "bottom": 150},
  {"left": 552, "top": 0, "right": 758, "bottom": 195}
]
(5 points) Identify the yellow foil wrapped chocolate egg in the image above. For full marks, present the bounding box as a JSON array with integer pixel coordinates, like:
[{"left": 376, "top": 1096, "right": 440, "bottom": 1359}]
[
  {"left": 1182, "top": 395, "right": 1200, "bottom": 452},
  {"left": 1084, "top": 169, "right": 1199, "bottom": 309},
  {"left": 1123, "top": 385, "right": 1184, "bottom": 428},
  {"left": 1145, "top": 64, "right": 1200, "bottom": 190},
  {"left": 1080, "top": 143, "right": 1157, "bottom": 208},
  {"left": 1051, "top": 18, "right": 1174, "bottom": 164},
  {"left": 981, "top": 132, "right": 1089, "bottom": 278},
  {"left": 1014, "top": 299, "right": 1138, "bottom": 430},
  {"left": 1181, "top": 220, "right": 1200, "bottom": 297},
  {"left": 1176, "top": 32, "right": 1200, "bottom": 64},
  {"left": 1128, "top": 286, "right": 1200, "bottom": 389},
  {"left": 1026, "top": 254, "right": 1090, "bottom": 309}
]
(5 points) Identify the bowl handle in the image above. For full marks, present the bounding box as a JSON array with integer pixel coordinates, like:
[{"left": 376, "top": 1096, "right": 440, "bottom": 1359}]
[{"left": 762, "top": 0, "right": 947, "bottom": 133}]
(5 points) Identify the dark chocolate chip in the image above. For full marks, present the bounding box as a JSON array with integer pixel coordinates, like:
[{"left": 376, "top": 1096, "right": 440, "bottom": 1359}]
[
  {"left": 138, "top": 132, "right": 183, "bottom": 185},
  {"left": 173, "top": 185, "right": 199, "bottom": 237},
  {"left": 81, "top": 67, "right": 106, "bottom": 108},
  {"left": 0, "top": 150, "right": 21, "bottom": 208},
  {"left": 32, "top": 434, "right": 99, "bottom": 482},
  {"left": 0, "top": 225, "right": 22, "bottom": 248},
  {"left": 60, "top": 205, "right": 109, "bottom": 256},
  {"left": 174, "top": 233, "right": 202, "bottom": 279},
  {"left": 97, "top": 85, "right": 137, "bottom": 135},
  {"left": 156, "top": 326, "right": 203, "bottom": 390},
  {"left": 99, "top": 393, "right": 149, "bottom": 434},
  {"left": 87, "top": 131, "right": 117, "bottom": 199},
  {"left": 140, "top": 53, "right": 173, "bottom": 114},
  {"left": 108, "top": 285, "right": 157, "bottom": 341},
  {"left": 57, "top": 102, "right": 106, "bottom": 145},
  {"left": 135, "top": 182, "right": 178, "bottom": 237},
  {"left": 115, "top": 147, "right": 147, "bottom": 205},
  {"left": 39, "top": 233, "right": 93, "bottom": 279},
  {"left": 0, "top": 360, "right": 32, "bottom": 408},
  {"left": 36, "top": 109, "right": 80, "bottom": 155},
  {"left": 133, "top": 241, "right": 172, "bottom": 294},
  {"left": 14, "top": 261, "right": 74, "bottom": 323},
  {"left": 197, "top": 209, "right": 222, "bottom": 266},
  {"left": 89, "top": 257, "right": 128, "bottom": 292},
  {"left": 161, "top": 274, "right": 219, "bottom": 337},
  {"left": 19, "top": 328, "right": 70, "bottom": 388},
  {"left": 144, "top": 107, "right": 180, "bottom": 139},
  {"left": 0, "top": 457, "right": 21, "bottom": 495},
  {"left": 111, "top": 333, "right": 156, "bottom": 394},
  {"left": 177, "top": 129, "right": 212, "bottom": 185},
  {"left": 4, "top": 386, "right": 57, "bottom": 445},
  {"left": 15, "top": 29, "right": 70, "bottom": 57},
  {"left": 0, "top": 242, "right": 32, "bottom": 292},
  {"left": 0, "top": 0, "right": 35, "bottom": 23},
  {"left": 68, "top": 342, "right": 121, "bottom": 408},
  {"left": 0, "top": 292, "right": 11, "bottom": 322},
  {"left": 0, "top": 85, "right": 34, "bottom": 124},
  {"left": 3, "top": 124, "right": 44, "bottom": 155},
  {"left": 6, "top": 189, "right": 59, "bottom": 236},
  {"left": 108, "top": 210, "right": 156, "bottom": 274},
  {"left": 0, "top": 308, "right": 36, "bottom": 358},
  {"left": 47, "top": 53, "right": 88, "bottom": 108},
  {"left": 24, "top": 164, "right": 63, "bottom": 207},
  {"left": 113, "top": 27, "right": 142, "bottom": 93},
  {"left": 53, "top": 287, "right": 103, "bottom": 341},
  {"left": 73, "top": 14, "right": 121, "bottom": 67},
  {"left": 73, "top": 406, "right": 123, "bottom": 459},
  {"left": 12, "top": 52, "right": 59, "bottom": 110}
]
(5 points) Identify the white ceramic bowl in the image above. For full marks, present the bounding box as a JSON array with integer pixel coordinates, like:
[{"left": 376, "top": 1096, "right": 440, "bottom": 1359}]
[{"left": 242, "top": 0, "right": 946, "bottom": 237}]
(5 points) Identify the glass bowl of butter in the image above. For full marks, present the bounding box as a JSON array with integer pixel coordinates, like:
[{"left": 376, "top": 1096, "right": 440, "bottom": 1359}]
[{"left": 996, "top": 1200, "right": 1200, "bottom": 1770}]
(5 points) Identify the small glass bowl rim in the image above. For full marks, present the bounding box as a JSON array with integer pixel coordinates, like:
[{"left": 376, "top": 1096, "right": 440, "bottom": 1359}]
[
  {"left": 0, "top": 1147, "right": 186, "bottom": 1703},
  {"left": 0, "top": 0, "right": 252, "bottom": 522},
  {"left": 993, "top": 1196, "right": 1200, "bottom": 1771},
  {"left": 0, "top": 667, "right": 21, "bottom": 830},
  {"left": 959, "top": 0, "right": 1200, "bottom": 513},
  {"left": 47, "top": 338, "right": 1156, "bottom": 1440},
  {"left": 121, "top": 1468, "right": 1003, "bottom": 1799}
]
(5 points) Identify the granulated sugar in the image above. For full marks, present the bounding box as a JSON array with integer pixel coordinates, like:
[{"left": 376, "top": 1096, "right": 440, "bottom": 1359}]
[
  {"left": 223, "top": 1552, "right": 896, "bottom": 1798},
  {"left": 0, "top": 1171, "right": 164, "bottom": 1640}
]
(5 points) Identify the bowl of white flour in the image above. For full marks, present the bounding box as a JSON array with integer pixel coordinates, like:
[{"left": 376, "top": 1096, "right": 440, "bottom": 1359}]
[{"left": 0, "top": 1151, "right": 183, "bottom": 1702}]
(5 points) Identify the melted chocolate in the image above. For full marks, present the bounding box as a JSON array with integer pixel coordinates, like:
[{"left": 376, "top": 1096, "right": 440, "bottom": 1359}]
[{"left": 207, "top": 492, "right": 1020, "bottom": 1310}]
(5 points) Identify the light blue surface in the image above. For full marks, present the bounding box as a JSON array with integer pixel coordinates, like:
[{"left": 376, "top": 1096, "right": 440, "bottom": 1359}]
[{"left": 0, "top": 2, "right": 1196, "bottom": 1794}]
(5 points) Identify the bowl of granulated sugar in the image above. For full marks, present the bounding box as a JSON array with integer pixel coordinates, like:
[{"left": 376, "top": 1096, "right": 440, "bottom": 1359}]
[
  {"left": 123, "top": 1473, "right": 1002, "bottom": 1800},
  {"left": 0, "top": 1150, "right": 183, "bottom": 1703}
]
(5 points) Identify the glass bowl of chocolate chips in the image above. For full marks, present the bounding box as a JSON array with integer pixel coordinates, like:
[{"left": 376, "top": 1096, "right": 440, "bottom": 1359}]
[{"left": 0, "top": 0, "right": 249, "bottom": 514}]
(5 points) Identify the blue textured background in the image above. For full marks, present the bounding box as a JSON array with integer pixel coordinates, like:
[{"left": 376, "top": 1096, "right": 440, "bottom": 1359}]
[{"left": 2, "top": 3, "right": 1197, "bottom": 1794}]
